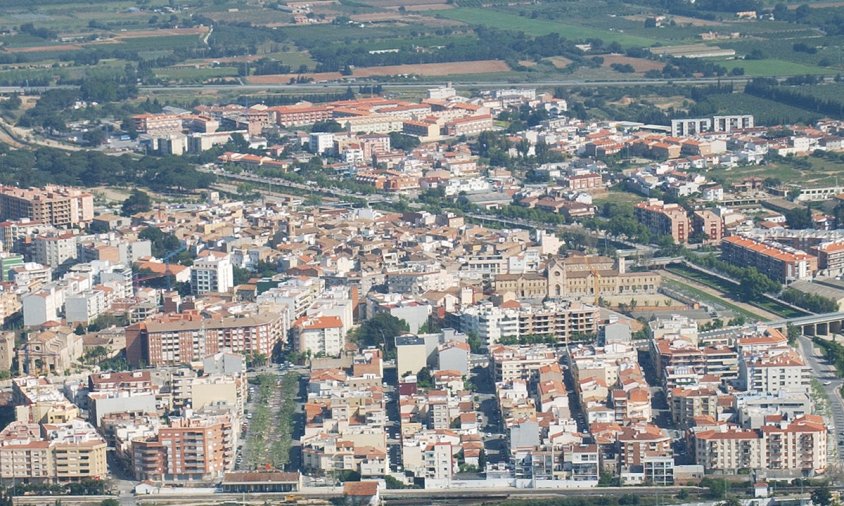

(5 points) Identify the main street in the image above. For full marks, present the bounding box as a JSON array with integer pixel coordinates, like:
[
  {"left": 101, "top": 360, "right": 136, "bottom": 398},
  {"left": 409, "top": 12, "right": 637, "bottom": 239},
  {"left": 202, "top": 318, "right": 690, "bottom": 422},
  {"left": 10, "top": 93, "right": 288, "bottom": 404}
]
[{"left": 797, "top": 335, "right": 844, "bottom": 462}]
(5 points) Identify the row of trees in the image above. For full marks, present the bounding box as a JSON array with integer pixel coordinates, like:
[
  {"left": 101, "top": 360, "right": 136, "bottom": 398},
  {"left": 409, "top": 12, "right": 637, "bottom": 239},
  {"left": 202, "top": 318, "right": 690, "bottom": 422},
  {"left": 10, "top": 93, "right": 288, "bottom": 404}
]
[
  {"left": 780, "top": 288, "right": 838, "bottom": 314},
  {"left": 0, "top": 145, "right": 214, "bottom": 194},
  {"left": 685, "top": 253, "right": 781, "bottom": 301}
]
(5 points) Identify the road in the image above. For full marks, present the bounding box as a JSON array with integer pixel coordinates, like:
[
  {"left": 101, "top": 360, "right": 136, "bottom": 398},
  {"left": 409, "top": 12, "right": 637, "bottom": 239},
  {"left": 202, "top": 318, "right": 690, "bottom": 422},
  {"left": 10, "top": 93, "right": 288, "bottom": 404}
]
[
  {"left": 797, "top": 335, "right": 844, "bottom": 461},
  {"left": 2, "top": 75, "right": 843, "bottom": 96}
]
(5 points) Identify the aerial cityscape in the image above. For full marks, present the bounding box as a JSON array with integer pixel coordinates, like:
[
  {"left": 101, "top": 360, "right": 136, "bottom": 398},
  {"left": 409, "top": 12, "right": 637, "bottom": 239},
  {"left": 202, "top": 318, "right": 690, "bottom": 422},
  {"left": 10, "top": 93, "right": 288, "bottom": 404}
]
[{"left": 3, "top": 0, "right": 844, "bottom": 505}]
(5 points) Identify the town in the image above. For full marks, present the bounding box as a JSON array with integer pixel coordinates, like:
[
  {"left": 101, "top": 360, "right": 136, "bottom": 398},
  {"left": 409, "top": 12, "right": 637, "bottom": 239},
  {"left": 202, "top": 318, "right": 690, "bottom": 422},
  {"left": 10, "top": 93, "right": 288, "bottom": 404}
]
[{"left": 1, "top": 81, "right": 844, "bottom": 506}]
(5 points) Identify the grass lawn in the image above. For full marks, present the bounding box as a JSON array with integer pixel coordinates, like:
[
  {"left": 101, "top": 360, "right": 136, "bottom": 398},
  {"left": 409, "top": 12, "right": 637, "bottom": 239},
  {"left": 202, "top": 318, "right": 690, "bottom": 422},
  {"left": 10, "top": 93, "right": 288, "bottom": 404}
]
[
  {"left": 720, "top": 58, "right": 836, "bottom": 77},
  {"left": 593, "top": 189, "right": 643, "bottom": 206},
  {"left": 438, "top": 8, "right": 657, "bottom": 47}
]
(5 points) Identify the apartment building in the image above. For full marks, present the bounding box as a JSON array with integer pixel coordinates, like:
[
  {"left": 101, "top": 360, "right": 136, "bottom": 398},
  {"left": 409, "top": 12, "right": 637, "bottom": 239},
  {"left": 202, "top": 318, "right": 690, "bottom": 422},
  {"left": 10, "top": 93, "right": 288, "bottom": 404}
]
[
  {"left": 396, "top": 335, "right": 427, "bottom": 378},
  {"left": 293, "top": 315, "right": 345, "bottom": 357},
  {"left": 0, "top": 186, "right": 94, "bottom": 227},
  {"left": 271, "top": 105, "right": 334, "bottom": 127},
  {"left": 454, "top": 301, "right": 599, "bottom": 346},
  {"left": 132, "top": 413, "right": 235, "bottom": 482},
  {"left": 721, "top": 235, "right": 817, "bottom": 283},
  {"left": 670, "top": 387, "right": 719, "bottom": 429},
  {"left": 815, "top": 242, "right": 844, "bottom": 276},
  {"left": 12, "top": 377, "right": 79, "bottom": 425},
  {"left": 423, "top": 442, "right": 454, "bottom": 481},
  {"left": 191, "top": 250, "right": 234, "bottom": 295},
  {"left": 490, "top": 344, "right": 558, "bottom": 382},
  {"left": 132, "top": 114, "right": 183, "bottom": 135},
  {"left": 0, "top": 422, "right": 52, "bottom": 482},
  {"left": 0, "top": 419, "right": 107, "bottom": 483},
  {"left": 692, "top": 209, "right": 723, "bottom": 243},
  {"left": 65, "top": 288, "right": 108, "bottom": 325},
  {"left": 33, "top": 234, "right": 78, "bottom": 268},
  {"left": 444, "top": 114, "right": 494, "bottom": 137},
  {"left": 617, "top": 425, "right": 672, "bottom": 468},
  {"left": 738, "top": 348, "right": 811, "bottom": 395},
  {"left": 634, "top": 199, "right": 690, "bottom": 244},
  {"left": 694, "top": 426, "right": 763, "bottom": 472},
  {"left": 694, "top": 415, "right": 826, "bottom": 474},
  {"left": 125, "top": 311, "right": 285, "bottom": 367},
  {"left": 302, "top": 437, "right": 389, "bottom": 478},
  {"left": 45, "top": 419, "right": 109, "bottom": 481}
]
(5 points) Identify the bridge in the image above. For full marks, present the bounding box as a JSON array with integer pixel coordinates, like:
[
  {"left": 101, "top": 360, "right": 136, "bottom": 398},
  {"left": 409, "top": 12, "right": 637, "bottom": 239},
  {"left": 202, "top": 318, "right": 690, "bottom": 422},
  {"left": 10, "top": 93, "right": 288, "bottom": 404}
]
[{"left": 768, "top": 311, "right": 844, "bottom": 336}]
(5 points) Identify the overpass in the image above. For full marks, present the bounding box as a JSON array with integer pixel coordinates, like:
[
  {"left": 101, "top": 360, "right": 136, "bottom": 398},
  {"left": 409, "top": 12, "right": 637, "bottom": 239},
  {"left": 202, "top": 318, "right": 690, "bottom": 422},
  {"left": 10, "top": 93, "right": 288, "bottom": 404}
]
[{"left": 768, "top": 311, "right": 844, "bottom": 336}]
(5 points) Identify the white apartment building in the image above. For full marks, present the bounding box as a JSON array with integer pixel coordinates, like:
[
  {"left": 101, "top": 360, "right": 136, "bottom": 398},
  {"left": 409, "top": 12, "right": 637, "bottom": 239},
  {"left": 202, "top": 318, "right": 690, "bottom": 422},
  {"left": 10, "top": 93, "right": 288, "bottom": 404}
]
[
  {"left": 22, "top": 285, "right": 64, "bottom": 327},
  {"left": 294, "top": 316, "right": 345, "bottom": 357},
  {"left": 424, "top": 442, "right": 454, "bottom": 481},
  {"left": 33, "top": 235, "right": 77, "bottom": 268},
  {"left": 65, "top": 289, "right": 108, "bottom": 325},
  {"left": 738, "top": 348, "right": 811, "bottom": 395},
  {"left": 191, "top": 250, "right": 234, "bottom": 294}
]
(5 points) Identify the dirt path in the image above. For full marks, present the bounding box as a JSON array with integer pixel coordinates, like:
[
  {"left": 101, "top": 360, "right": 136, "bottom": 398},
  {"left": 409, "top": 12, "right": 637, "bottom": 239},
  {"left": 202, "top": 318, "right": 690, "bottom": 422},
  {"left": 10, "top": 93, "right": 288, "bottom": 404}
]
[{"left": 659, "top": 269, "right": 781, "bottom": 321}]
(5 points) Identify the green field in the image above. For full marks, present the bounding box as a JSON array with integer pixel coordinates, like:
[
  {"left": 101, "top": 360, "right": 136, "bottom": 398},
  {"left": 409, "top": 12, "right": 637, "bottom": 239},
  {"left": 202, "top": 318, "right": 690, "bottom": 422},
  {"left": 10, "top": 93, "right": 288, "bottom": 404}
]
[
  {"left": 704, "top": 92, "right": 823, "bottom": 125},
  {"left": 707, "top": 154, "right": 844, "bottom": 187},
  {"left": 791, "top": 82, "right": 844, "bottom": 102},
  {"left": 438, "top": 8, "right": 658, "bottom": 47},
  {"left": 720, "top": 58, "right": 836, "bottom": 77}
]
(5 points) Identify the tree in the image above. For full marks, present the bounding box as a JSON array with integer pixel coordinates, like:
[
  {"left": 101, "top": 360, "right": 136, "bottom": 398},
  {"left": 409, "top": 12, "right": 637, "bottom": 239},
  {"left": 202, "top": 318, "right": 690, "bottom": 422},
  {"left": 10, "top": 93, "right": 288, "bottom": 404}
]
[
  {"left": 121, "top": 189, "right": 152, "bottom": 217},
  {"left": 233, "top": 266, "right": 252, "bottom": 286},
  {"left": 785, "top": 207, "right": 813, "bottom": 230},
  {"left": 311, "top": 120, "right": 344, "bottom": 133},
  {"left": 787, "top": 324, "right": 801, "bottom": 344},
  {"left": 353, "top": 313, "right": 409, "bottom": 354},
  {"left": 811, "top": 483, "right": 833, "bottom": 506},
  {"left": 100, "top": 500, "right": 120, "bottom": 506},
  {"left": 82, "top": 128, "right": 107, "bottom": 146},
  {"left": 389, "top": 132, "right": 420, "bottom": 151},
  {"left": 416, "top": 367, "right": 433, "bottom": 388},
  {"left": 138, "top": 226, "right": 182, "bottom": 258}
]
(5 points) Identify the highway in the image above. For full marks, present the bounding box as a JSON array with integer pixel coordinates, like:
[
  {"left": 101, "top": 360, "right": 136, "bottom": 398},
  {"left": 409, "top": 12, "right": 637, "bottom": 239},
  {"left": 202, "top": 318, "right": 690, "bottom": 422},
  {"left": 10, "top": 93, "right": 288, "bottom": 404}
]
[
  {"left": 0, "top": 75, "right": 841, "bottom": 95},
  {"left": 797, "top": 335, "right": 844, "bottom": 462}
]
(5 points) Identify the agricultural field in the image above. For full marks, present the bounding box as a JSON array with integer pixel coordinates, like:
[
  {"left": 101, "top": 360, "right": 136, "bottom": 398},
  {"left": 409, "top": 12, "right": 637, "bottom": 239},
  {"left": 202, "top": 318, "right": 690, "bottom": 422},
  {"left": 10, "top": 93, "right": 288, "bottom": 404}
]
[
  {"left": 720, "top": 58, "right": 837, "bottom": 77},
  {"left": 2, "top": 0, "right": 844, "bottom": 88},
  {"left": 707, "top": 156, "right": 844, "bottom": 188},
  {"left": 437, "top": 8, "right": 658, "bottom": 46},
  {"left": 247, "top": 60, "right": 512, "bottom": 83},
  {"left": 702, "top": 92, "right": 824, "bottom": 125}
]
